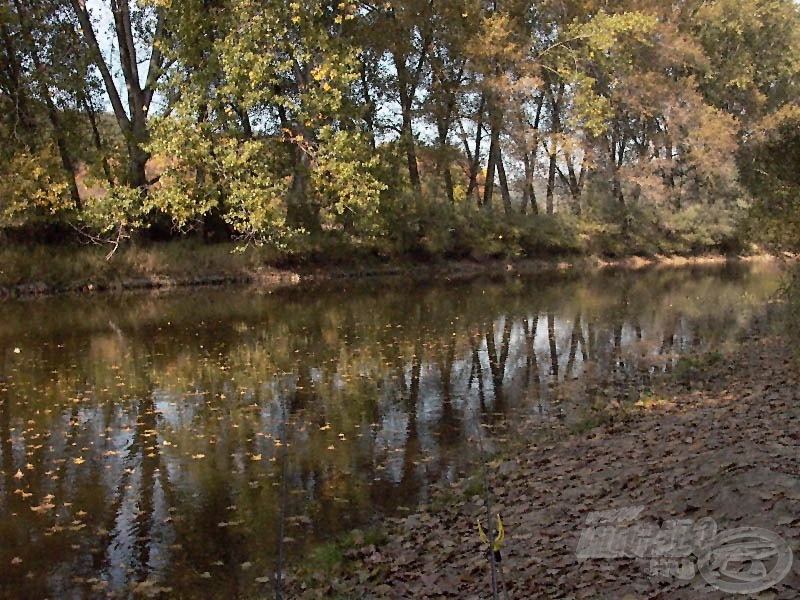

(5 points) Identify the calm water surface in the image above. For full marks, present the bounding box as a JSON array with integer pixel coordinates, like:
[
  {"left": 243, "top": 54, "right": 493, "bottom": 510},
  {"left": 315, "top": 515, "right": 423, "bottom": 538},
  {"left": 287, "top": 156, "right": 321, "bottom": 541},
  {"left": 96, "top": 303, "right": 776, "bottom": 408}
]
[{"left": 0, "top": 262, "right": 782, "bottom": 597}]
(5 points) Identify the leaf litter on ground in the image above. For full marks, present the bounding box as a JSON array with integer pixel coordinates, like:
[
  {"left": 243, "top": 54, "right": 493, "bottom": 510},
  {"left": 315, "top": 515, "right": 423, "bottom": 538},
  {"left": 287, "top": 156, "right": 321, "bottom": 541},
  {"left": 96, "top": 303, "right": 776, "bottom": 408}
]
[{"left": 288, "top": 334, "right": 800, "bottom": 599}]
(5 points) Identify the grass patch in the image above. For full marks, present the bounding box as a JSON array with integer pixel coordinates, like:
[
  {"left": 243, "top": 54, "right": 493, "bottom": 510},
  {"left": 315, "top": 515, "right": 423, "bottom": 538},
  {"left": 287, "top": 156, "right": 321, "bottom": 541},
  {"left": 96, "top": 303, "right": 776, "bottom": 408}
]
[
  {"left": 296, "top": 526, "right": 388, "bottom": 587},
  {"left": 0, "top": 240, "right": 283, "bottom": 291}
]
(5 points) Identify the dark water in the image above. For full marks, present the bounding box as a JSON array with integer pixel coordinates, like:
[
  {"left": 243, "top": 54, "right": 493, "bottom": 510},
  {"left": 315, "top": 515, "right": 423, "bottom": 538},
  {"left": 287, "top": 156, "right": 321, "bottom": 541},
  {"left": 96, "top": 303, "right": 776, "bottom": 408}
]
[{"left": 0, "top": 262, "right": 782, "bottom": 597}]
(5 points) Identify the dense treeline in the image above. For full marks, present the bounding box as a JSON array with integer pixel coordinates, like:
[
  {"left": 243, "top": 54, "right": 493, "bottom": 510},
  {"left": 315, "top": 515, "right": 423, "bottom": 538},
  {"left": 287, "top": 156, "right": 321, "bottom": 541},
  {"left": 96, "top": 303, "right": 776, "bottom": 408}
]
[{"left": 1, "top": 0, "right": 799, "bottom": 258}]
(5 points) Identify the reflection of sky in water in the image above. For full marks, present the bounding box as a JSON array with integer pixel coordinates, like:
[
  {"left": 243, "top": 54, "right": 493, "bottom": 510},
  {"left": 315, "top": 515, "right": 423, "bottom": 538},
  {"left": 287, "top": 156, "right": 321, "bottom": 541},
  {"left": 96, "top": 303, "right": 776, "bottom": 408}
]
[{"left": 374, "top": 406, "right": 409, "bottom": 484}]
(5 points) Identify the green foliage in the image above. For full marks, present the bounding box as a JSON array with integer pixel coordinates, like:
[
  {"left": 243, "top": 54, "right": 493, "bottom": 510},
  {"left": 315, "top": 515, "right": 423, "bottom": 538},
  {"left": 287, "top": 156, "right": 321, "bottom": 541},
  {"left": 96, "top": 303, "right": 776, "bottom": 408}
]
[
  {"left": 312, "top": 127, "right": 387, "bottom": 233},
  {"left": 741, "top": 105, "right": 800, "bottom": 251},
  {"left": 2, "top": 0, "right": 799, "bottom": 257},
  {"left": 0, "top": 145, "right": 72, "bottom": 228},
  {"left": 80, "top": 185, "right": 147, "bottom": 236},
  {"left": 661, "top": 205, "right": 742, "bottom": 254},
  {"left": 692, "top": 0, "right": 800, "bottom": 119}
]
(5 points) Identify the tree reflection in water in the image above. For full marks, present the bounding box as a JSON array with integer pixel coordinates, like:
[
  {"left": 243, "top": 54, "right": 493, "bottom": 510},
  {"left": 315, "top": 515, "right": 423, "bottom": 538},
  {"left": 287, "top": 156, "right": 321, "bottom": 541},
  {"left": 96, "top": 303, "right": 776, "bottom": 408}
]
[{"left": 0, "top": 262, "right": 782, "bottom": 597}]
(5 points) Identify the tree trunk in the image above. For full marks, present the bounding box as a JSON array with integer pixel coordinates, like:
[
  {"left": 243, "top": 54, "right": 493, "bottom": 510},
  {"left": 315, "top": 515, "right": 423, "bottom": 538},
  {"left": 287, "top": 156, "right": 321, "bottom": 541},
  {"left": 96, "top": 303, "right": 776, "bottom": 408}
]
[
  {"left": 522, "top": 151, "right": 538, "bottom": 214},
  {"left": 286, "top": 149, "right": 320, "bottom": 231},
  {"left": 565, "top": 153, "right": 582, "bottom": 215},
  {"left": 0, "top": 19, "right": 36, "bottom": 137},
  {"left": 360, "top": 60, "right": 377, "bottom": 150},
  {"left": 521, "top": 94, "right": 544, "bottom": 215},
  {"left": 483, "top": 123, "right": 498, "bottom": 209},
  {"left": 69, "top": 0, "right": 166, "bottom": 190},
  {"left": 401, "top": 106, "right": 422, "bottom": 197},
  {"left": 546, "top": 149, "right": 557, "bottom": 215},
  {"left": 465, "top": 93, "right": 486, "bottom": 203},
  {"left": 435, "top": 117, "right": 455, "bottom": 204},
  {"left": 393, "top": 51, "right": 422, "bottom": 198},
  {"left": 497, "top": 149, "right": 512, "bottom": 215},
  {"left": 78, "top": 90, "right": 114, "bottom": 185}
]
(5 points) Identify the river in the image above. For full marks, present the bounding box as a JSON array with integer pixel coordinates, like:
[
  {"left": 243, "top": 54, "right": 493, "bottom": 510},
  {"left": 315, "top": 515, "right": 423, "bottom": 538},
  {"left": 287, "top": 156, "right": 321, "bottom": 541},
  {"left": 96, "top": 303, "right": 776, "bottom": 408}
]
[{"left": 0, "top": 260, "right": 783, "bottom": 597}]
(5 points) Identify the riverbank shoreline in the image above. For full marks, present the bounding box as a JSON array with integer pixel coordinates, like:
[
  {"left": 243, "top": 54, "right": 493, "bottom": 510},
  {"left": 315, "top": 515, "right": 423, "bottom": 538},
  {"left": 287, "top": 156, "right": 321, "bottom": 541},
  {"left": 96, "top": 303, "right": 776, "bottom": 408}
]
[
  {"left": 0, "top": 244, "right": 784, "bottom": 299},
  {"left": 287, "top": 332, "right": 800, "bottom": 598}
]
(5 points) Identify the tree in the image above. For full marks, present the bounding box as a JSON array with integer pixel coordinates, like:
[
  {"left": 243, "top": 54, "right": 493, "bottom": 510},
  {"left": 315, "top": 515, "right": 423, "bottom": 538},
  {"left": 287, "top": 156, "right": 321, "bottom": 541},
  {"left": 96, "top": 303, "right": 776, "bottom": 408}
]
[
  {"left": 148, "top": 0, "right": 384, "bottom": 241},
  {"left": 741, "top": 106, "right": 800, "bottom": 250},
  {"left": 68, "top": 0, "right": 169, "bottom": 190},
  {"left": 0, "top": 0, "right": 95, "bottom": 230}
]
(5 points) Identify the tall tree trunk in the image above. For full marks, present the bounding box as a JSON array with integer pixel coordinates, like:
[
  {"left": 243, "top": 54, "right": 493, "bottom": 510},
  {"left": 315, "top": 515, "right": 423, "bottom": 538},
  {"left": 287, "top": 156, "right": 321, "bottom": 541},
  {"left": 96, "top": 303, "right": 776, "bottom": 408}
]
[
  {"left": 521, "top": 94, "right": 544, "bottom": 215},
  {"left": 564, "top": 152, "right": 583, "bottom": 215},
  {"left": 286, "top": 149, "right": 320, "bottom": 231},
  {"left": 522, "top": 151, "right": 538, "bottom": 214},
  {"left": 360, "top": 60, "right": 377, "bottom": 150},
  {"left": 465, "top": 93, "right": 486, "bottom": 203},
  {"left": 483, "top": 104, "right": 502, "bottom": 209},
  {"left": 433, "top": 70, "right": 462, "bottom": 205},
  {"left": 69, "top": 0, "right": 167, "bottom": 190},
  {"left": 546, "top": 149, "right": 557, "bottom": 215},
  {"left": 483, "top": 125, "right": 497, "bottom": 209},
  {"left": 497, "top": 149, "right": 512, "bottom": 215},
  {"left": 401, "top": 103, "right": 421, "bottom": 197},
  {"left": 436, "top": 117, "right": 455, "bottom": 204},
  {"left": 0, "top": 19, "right": 36, "bottom": 138},
  {"left": 393, "top": 51, "right": 422, "bottom": 198},
  {"left": 78, "top": 89, "right": 114, "bottom": 185},
  {"left": 544, "top": 84, "right": 564, "bottom": 215}
]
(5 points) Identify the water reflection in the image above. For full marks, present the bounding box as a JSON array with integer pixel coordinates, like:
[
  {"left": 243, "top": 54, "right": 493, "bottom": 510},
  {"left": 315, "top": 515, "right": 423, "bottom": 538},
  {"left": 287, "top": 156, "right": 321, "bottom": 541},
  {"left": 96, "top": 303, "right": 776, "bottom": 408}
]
[{"left": 0, "top": 262, "right": 781, "bottom": 597}]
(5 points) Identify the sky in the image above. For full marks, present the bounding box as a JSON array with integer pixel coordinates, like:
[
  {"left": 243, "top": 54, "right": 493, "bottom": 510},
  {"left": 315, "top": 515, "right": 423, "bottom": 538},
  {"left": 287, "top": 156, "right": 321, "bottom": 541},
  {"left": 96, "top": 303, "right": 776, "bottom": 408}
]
[{"left": 83, "top": 0, "right": 155, "bottom": 113}]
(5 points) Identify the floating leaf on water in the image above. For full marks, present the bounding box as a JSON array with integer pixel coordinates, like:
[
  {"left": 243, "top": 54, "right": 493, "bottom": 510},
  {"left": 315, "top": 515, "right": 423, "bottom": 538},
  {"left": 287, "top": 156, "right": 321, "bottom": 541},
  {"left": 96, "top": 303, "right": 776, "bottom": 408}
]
[{"left": 13, "top": 469, "right": 23, "bottom": 479}]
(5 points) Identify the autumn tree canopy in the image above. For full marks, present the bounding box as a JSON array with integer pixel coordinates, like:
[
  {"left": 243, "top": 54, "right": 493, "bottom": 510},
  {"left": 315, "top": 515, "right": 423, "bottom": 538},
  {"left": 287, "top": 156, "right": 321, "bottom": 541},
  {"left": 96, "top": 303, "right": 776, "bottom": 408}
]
[{"left": 1, "top": 0, "right": 799, "bottom": 254}]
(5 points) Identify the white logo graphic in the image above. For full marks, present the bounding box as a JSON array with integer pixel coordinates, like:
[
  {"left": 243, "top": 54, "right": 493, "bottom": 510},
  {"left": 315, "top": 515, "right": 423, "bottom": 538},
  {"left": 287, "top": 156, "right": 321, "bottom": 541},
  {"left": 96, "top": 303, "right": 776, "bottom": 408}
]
[{"left": 576, "top": 506, "right": 793, "bottom": 594}]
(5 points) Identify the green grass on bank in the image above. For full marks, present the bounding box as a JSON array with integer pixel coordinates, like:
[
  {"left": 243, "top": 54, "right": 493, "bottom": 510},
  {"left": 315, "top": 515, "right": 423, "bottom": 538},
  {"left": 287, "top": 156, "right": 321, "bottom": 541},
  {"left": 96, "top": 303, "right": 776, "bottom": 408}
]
[
  {"left": 0, "top": 241, "right": 274, "bottom": 291},
  {"left": 0, "top": 208, "right": 752, "bottom": 292}
]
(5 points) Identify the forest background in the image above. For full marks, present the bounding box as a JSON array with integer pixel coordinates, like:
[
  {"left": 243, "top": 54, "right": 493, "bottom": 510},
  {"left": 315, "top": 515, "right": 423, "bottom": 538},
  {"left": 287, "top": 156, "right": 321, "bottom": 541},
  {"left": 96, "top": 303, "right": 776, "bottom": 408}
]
[{"left": 2, "top": 0, "right": 800, "bottom": 277}]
